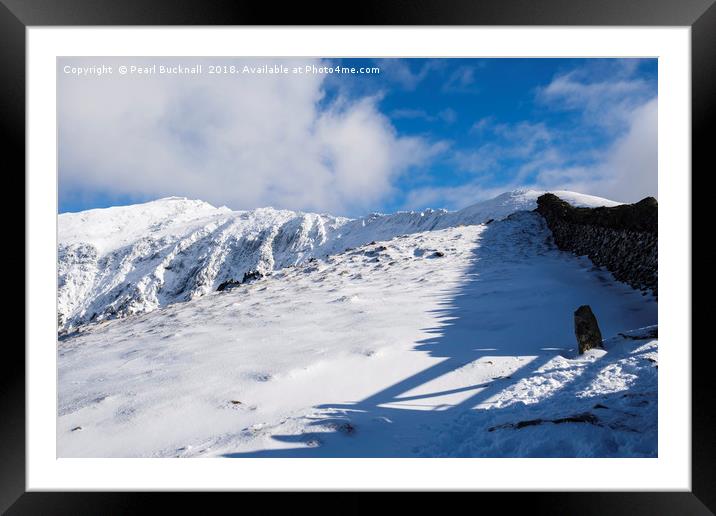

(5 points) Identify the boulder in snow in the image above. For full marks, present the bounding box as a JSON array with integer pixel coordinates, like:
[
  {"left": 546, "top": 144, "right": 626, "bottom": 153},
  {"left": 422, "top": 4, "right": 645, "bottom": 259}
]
[{"left": 574, "top": 305, "right": 603, "bottom": 354}]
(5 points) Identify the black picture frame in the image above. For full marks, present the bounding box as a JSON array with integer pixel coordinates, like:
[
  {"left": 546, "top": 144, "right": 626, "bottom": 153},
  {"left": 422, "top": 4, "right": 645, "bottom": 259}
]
[{"left": 4, "top": 0, "right": 712, "bottom": 512}]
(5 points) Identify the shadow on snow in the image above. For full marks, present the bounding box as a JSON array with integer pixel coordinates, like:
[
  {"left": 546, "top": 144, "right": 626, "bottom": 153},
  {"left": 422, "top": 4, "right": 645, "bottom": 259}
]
[{"left": 222, "top": 212, "right": 657, "bottom": 457}]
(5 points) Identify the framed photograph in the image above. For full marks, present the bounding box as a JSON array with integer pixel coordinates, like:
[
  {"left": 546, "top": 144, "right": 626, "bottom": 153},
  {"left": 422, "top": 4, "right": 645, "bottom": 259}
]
[{"left": 6, "top": 0, "right": 712, "bottom": 512}]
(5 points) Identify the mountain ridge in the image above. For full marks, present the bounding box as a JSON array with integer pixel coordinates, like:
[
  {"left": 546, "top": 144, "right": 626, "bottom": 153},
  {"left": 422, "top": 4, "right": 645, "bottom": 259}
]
[{"left": 58, "top": 189, "right": 619, "bottom": 332}]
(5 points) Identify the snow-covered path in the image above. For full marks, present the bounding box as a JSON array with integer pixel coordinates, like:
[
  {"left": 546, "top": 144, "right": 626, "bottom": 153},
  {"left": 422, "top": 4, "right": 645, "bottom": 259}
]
[{"left": 58, "top": 211, "right": 657, "bottom": 457}]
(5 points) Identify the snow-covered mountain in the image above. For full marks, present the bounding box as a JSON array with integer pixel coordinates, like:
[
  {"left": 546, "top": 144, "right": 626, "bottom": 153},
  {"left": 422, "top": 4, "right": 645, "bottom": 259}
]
[
  {"left": 58, "top": 203, "right": 657, "bottom": 458},
  {"left": 58, "top": 190, "right": 619, "bottom": 332}
]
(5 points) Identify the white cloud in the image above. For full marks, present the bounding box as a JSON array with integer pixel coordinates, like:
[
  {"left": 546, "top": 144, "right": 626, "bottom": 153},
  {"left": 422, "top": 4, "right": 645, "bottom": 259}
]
[
  {"left": 438, "top": 108, "right": 458, "bottom": 124},
  {"left": 409, "top": 96, "right": 657, "bottom": 210},
  {"left": 402, "top": 182, "right": 507, "bottom": 211},
  {"left": 59, "top": 58, "right": 445, "bottom": 215},
  {"left": 469, "top": 116, "right": 493, "bottom": 134},
  {"left": 534, "top": 97, "right": 658, "bottom": 202},
  {"left": 416, "top": 62, "right": 658, "bottom": 209},
  {"left": 528, "top": 60, "right": 657, "bottom": 202},
  {"left": 390, "top": 107, "right": 457, "bottom": 124},
  {"left": 442, "top": 66, "right": 478, "bottom": 93},
  {"left": 537, "top": 61, "right": 654, "bottom": 130},
  {"left": 390, "top": 108, "right": 431, "bottom": 120},
  {"left": 453, "top": 121, "right": 556, "bottom": 175},
  {"left": 377, "top": 59, "right": 441, "bottom": 91},
  {"left": 599, "top": 97, "right": 658, "bottom": 200}
]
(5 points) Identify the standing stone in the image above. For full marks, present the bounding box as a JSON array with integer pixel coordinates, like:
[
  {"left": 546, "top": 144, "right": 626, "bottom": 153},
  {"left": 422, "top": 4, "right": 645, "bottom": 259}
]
[{"left": 574, "top": 305, "right": 603, "bottom": 354}]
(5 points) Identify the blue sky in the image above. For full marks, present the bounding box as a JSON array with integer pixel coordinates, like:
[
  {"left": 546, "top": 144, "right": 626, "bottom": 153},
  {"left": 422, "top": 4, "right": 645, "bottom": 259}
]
[{"left": 59, "top": 58, "right": 657, "bottom": 215}]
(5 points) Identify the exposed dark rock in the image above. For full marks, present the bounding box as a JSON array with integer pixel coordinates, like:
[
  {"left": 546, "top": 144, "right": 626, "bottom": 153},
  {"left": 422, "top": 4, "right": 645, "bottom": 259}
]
[
  {"left": 551, "top": 413, "right": 600, "bottom": 425},
  {"left": 242, "top": 270, "right": 264, "bottom": 283},
  {"left": 488, "top": 412, "right": 600, "bottom": 431},
  {"left": 618, "top": 327, "right": 658, "bottom": 340},
  {"left": 535, "top": 193, "right": 657, "bottom": 296},
  {"left": 536, "top": 193, "right": 657, "bottom": 231},
  {"left": 364, "top": 246, "right": 388, "bottom": 257},
  {"left": 340, "top": 423, "right": 356, "bottom": 435},
  {"left": 216, "top": 270, "right": 265, "bottom": 291},
  {"left": 330, "top": 422, "right": 356, "bottom": 435},
  {"left": 216, "top": 279, "right": 240, "bottom": 292},
  {"left": 484, "top": 218, "right": 495, "bottom": 225},
  {"left": 574, "top": 305, "right": 603, "bottom": 354},
  {"left": 430, "top": 251, "right": 445, "bottom": 258}
]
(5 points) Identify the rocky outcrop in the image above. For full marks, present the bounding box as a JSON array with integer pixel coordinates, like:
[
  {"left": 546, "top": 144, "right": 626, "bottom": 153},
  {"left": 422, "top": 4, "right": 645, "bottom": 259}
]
[
  {"left": 216, "top": 270, "right": 265, "bottom": 292},
  {"left": 536, "top": 193, "right": 657, "bottom": 296}
]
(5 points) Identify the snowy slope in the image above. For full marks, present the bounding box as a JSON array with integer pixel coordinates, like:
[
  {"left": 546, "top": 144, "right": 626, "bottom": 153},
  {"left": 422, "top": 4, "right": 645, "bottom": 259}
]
[
  {"left": 58, "top": 208, "right": 656, "bottom": 458},
  {"left": 58, "top": 190, "right": 619, "bottom": 332}
]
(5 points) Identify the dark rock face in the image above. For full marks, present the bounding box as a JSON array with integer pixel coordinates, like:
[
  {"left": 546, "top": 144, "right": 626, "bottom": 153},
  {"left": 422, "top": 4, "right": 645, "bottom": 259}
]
[
  {"left": 535, "top": 193, "right": 657, "bottom": 296},
  {"left": 216, "top": 270, "right": 265, "bottom": 291},
  {"left": 216, "top": 279, "right": 240, "bottom": 292},
  {"left": 242, "top": 270, "right": 264, "bottom": 283},
  {"left": 574, "top": 305, "right": 603, "bottom": 354},
  {"left": 488, "top": 412, "right": 599, "bottom": 431},
  {"left": 364, "top": 245, "right": 388, "bottom": 258},
  {"left": 618, "top": 327, "right": 658, "bottom": 340}
]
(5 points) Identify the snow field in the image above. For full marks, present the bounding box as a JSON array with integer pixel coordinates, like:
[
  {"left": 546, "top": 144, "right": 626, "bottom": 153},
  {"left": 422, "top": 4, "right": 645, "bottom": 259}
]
[{"left": 58, "top": 209, "right": 657, "bottom": 457}]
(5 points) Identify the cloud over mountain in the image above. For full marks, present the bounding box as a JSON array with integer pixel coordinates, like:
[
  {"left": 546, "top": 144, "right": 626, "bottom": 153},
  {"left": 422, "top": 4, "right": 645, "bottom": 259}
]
[{"left": 59, "top": 58, "right": 444, "bottom": 216}]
